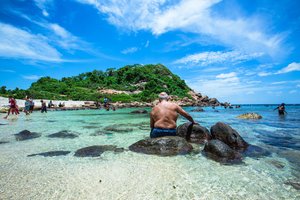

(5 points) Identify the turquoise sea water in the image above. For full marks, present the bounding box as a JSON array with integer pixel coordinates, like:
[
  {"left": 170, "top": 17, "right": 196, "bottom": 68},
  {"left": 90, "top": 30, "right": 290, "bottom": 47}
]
[{"left": 0, "top": 105, "right": 299, "bottom": 199}]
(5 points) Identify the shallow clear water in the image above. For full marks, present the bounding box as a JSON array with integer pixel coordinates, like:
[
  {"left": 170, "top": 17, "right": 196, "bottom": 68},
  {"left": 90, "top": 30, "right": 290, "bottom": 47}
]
[{"left": 0, "top": 105, "right": 299, "bottom": 199}]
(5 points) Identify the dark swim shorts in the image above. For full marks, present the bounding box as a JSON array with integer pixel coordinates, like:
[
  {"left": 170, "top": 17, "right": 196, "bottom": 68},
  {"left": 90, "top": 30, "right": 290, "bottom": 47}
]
[{"left": 150, "top": 128, "right": 177, "bottom": 138}]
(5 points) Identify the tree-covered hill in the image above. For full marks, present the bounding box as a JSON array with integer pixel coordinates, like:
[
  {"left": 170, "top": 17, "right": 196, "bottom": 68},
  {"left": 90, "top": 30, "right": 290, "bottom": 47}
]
[{"left": 0, "top": 64, "right": 193, "bottom": 102}]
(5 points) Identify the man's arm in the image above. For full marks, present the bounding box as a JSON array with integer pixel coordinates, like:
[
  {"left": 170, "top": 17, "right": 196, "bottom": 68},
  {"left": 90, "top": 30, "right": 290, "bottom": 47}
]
[{"left": 176, "top": 105, "right": 195, "bottom": 124}]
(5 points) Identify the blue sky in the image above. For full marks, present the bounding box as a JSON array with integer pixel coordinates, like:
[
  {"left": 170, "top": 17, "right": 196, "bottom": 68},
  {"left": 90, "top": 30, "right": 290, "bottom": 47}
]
[{"left": 0, "top": 0, "right": 299, "bottom": 104}]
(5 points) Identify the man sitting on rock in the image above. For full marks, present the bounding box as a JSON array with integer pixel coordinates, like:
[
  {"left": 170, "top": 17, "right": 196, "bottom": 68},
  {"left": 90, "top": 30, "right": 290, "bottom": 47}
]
[{"left": 150, "top": 92, "right": 196, "bottom": 138}]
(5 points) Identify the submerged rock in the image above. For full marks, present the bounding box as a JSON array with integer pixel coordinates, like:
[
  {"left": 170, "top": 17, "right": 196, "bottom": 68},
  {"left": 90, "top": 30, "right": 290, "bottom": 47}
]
[
  {"left": 267, "top": 160, "right": 285, "bottom": 169},
  {"left": 130, "top": 109, "right": 148, "bottom": 114},
  {"left": 237, "top": 113, "right": 262, "bottom": 119},
  {"left": 15, "top": 130, "right": 41, "bottom": 141},
  {"left": 242, "top": 145, "right": 270, "bottom": 158},
  {"left": 176, "top": 122, "right": 211, "bottom": 144},
  {"left": 129, "top": 136, "right": 193, "bottom": 156},
  {"left": 48, "top": 130, "right": 78, "bottom": 139},
  {"left": 203, "top": 140, "right": 241, "bottom": 163},
  {"left": 28, "top": 151, "right": 71, "bottom": 157},
  {"left": 191, "top": 108, "right": 204, "bottom": 112},
  {"left": 104, "top": 125, "right": 133, "bottom": 133},
  {"left": 90, "top": 130, "right": 113, "bottom": 136},
  {"left": 0, "top": 141, "right": 9, "bottom": 144},
  {"left": 210, "top": 122, "right": 248, "bottom": 150},
  {"left": 285, "top": 180, "right": 300, "bottom": 190},
  {"left": 74, "top": 145, "right": 124, "bottom": 157}
]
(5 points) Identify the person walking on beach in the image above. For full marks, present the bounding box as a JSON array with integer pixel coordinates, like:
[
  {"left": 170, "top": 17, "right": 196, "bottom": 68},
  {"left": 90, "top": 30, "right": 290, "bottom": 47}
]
[
  {"left": 41, "top": 100, "right": 47, "bottom": 113},
  {"left": 150, "top": 92, "right": 196, "bottom": 138},
  {"left": 29, "top": 98, "right": 34, "bottom": 113},
  {"left": 24, "top": 98, "right": 31, "bottom": 115},
  {"left": 3, "top": 96, "right": 19, "bottom": 119},
  {"left": 274, "top": 103, "right": 287, "bottom": 115}
]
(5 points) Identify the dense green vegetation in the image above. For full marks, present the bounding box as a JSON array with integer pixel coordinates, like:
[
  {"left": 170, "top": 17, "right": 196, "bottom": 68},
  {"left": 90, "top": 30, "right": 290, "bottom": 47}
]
[{"left": 0, "top": 64, "right": 192, "bottom": 102}]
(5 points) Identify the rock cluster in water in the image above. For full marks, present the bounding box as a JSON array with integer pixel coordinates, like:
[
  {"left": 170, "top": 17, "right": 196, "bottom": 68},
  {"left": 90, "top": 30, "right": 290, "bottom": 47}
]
[{"left": 129, "top": 121, "right": 268, "bottom": 164}]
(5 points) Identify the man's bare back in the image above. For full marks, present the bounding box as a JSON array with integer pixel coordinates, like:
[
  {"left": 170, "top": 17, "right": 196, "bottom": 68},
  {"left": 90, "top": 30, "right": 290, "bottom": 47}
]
[{"left": 150, "top": 99, "right": 195, "bottom": 129}]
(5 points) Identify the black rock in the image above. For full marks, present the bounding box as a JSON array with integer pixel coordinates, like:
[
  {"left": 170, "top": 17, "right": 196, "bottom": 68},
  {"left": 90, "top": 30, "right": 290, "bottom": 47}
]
[
  {"left": 28, "top": 151, "right": 71, "bottom": 157},
  {"left": 129, "top": 136, "right": 193, "bottom": 156},
  {"left": 0, "top": 141, "right": 9, "bottom": 144},
  {"left": 130, "top": 109, "right": 148, "bottom": 114},
  {"left": 176, "top": 122, "right": 211, "bottom": 144},
  {"left": 210, "top": 122, "right": 248, "bottom": 150},
  {"left": 14, "top": 130, "right": 41, "bottom": 141},
  {"left": 48, "top": 130, "right": 78, "bottom": 139},
  {"left": 203, "top": 139, "right": 242, "bottom": 163},
  {"left": 74, "top": 145, "right": 124, "bottom": 157}
]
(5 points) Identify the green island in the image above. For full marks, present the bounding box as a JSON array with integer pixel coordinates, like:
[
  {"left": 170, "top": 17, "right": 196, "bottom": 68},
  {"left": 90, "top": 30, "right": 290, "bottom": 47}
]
[{"left": 0, "top": 64, "right": 200, "bottom": 103}]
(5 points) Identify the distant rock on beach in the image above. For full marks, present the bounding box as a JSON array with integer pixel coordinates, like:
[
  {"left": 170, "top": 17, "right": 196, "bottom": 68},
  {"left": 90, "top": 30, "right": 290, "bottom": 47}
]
[{"left": 237, "top": 113, "right": 262, "bottom": 119}]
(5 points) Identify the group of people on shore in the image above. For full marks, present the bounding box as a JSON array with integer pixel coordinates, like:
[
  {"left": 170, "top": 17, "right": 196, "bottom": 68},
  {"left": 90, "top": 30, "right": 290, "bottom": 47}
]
[{"left": 4, "top": 96, "right": 35, "bottom": 119}]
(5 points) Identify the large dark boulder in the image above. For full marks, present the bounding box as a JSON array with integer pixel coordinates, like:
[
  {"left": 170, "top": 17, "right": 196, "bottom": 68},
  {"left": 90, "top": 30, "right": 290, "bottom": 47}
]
[
  {"left": 129, "top": 136, "right": 193, "bottom": 156},
  {"left": 74, "top": 145, "right": 124, "bottom": 157},
  {"left": 28, "top": 151, "right": 71, "bottom": 157},
  {"left": 176, "top": 122, "right": 211, "bottom": 144},
  {"left": 210, "top": 122, "right": 248, "bottom": 150},
  {"left": 48, "top": 130, "right": 78, "bottom": 139},
  {"left": 15, "top": 130, "right": 41, "bottom": 141},
  {"left": 203, "top": 140, "right": 241, "bottom": 163},
  {"left": 130, "top": 109, "right": 148, "bottom": 114}
]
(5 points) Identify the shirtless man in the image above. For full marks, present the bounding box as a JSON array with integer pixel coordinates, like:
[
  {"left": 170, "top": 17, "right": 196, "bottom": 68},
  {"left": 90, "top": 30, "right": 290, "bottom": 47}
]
[{"left": 150, "top": 92, "right": 196, "bottom": 138}]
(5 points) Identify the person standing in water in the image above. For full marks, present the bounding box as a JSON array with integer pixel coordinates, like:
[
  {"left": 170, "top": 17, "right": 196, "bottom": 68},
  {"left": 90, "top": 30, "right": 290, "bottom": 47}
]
[
  {"left": 150, "top": 92, "right": 196, "bottom": 138},
  {"left": 4, "top": 96, "right": 19, "bottom": 119},
  {"left": 41, "top": 100, "right": 47, "bottom": 113},
  {"left": 274, "top": 103, "right": 287, "bottom": 115}
]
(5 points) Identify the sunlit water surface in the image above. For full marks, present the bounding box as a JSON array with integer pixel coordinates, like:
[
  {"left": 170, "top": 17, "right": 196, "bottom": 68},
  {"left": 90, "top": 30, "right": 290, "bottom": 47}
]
[{"left": 0, "top": 105, "right": 299, "bottom": 199}]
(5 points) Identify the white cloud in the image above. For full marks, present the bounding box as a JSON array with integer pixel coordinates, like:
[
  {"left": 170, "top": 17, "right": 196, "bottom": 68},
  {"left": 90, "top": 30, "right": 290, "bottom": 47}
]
[
  {"left": 0, "top": 69, "right": 15, "bottom": 73},
  {"left": 121, "top": 47, "right": 138, "bottom": 54},
  {"left": 216, "top": 72, "right": 237, "bottom": 79},
  {"left": 289, "top": 90, "right": 297, "bottom": 94},
  {"left": 77, "top": 0, "right": 286, "bottom": 58},
  {"left": 22, "top": 75, "right": 42, "bottom": 80},
  {"left": 276, "top": 62, "right": 300, "bottom": 74},
  {"left": 258, "top": 72, "right": 272, "bottom": 77},
  {"left": 201, "top": 67, "right": 228, "bottom": 73},
  {"left": 0, "top": 22, "right": 62, "bottom": 62},
  {"left": 34, "top": 0, "right": 52, "bottom": 17},
  {"left": 297, "top": 84, "right": 300, "bottom": 88},
  {"left": 174, "top": 51, "right": 263, "bottom": 66},
  {"left": 271, "top": 81, "right": 287, "bottom": 85}
]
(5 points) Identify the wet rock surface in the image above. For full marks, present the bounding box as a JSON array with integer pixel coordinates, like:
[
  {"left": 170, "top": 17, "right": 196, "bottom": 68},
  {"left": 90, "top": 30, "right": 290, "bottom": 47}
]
[
  {"left": 74, "top": 145, "right": 124, "bottom": 157},
  {"left": 48, "top": 130, "right": 78, "bottom": 139},
  {"left": 28, "top": 151, "right": 71, "bottom": 157},
  {"left": 129, "top": 136, "right": 193, "bottom": 156},
  {"left": 203, "top": 140, "right": 241, "bottom": 163},
  {"left": 176, "top": 122, "right": 211, "bottom": 144},
  {"left": 210, "top": 122, "right": 248, "bottom": 150},
  {"left": 0, "top": 141, "right": 9, "bottom": 144},
  {"left": 15, "top": 130, "right": 41, "bottom": 141},
  {"left": 237, "top": 113, "right": 262, "bottom": 119}
]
